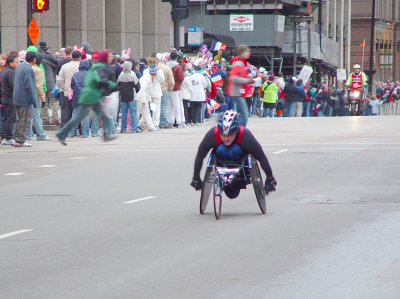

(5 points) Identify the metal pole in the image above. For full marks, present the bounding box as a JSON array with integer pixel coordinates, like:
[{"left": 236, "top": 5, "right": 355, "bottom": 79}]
[
  {"left": 367, "top": 0, "right": 376, "bottom": 94},
  {"left": 308, "top": 21, "right": 311, "bottom": 65},
  {"left": 361, "top": 39, "right": 366, "bottom": 70},
  {"left": 174, "top": 19, "right": 180, "bottom": 49},
  {"left": 27, "top": 0, "right": 33, "bottom": 47},
  {"left": 340, "top": 0, "right": 344, "bottom": 69},
  {"left": 347, "top": 0, "right": 351, "bottom": 75},
  {"left": 333, "top": 0, "right": 337, "bottom": 41},
  {"left": 326, "top": 0, "right": 330, "bottom": 37},
  {"left": 293, "top": 22, "right": 297, "bottom": 76}
]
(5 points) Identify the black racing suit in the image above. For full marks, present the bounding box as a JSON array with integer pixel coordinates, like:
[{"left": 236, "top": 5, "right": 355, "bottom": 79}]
[{"left": 193, "top": 127, "right": 274, "bottom": 198}]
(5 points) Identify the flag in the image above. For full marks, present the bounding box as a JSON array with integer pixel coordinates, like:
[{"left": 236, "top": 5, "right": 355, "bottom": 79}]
[
  {"left": 360, "top": 39, "right": 366, "bottom": 47},
  {"left": 211, "top": 74, "right": 223, "bottom": 85},
  {"left": 211, "top": 70, "right": 227, "bottom": 86},
  {"left": 207, "top": 104, "right": 213, "bottom": 113},
  {"left": 210, "top": 100, "right": 220, "bottom": 110},
  {"left": 210, "top": 40, "right": 227, "bottom": 51}
]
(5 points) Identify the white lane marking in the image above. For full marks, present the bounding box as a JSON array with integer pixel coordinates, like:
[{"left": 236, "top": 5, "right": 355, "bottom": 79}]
[
  {"left": 124, "top": 196, "right": 157, "bottom": 204},
  {"left": 274, "top": 149, "right": 289, "bottom": 154},
  {"left": 4, "top": 172, "right": 24, "bottom": 176},
  {"left": 0, "top": 229, "right": 33, "bottom": 240},
  {"left": 39, "top": 165, "right": 56, "bottom": 168},
  {"left": 70, "top": 157, "right": 87, "bottom": 160}
]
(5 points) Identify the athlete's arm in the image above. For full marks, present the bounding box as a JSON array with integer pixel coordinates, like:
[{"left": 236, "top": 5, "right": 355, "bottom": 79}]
[
  {"left": 193, "top": 128, "right": 217, "bottom": 180},
  {"left": 240, "top": 128, "right": 274, "bottom": 179}
]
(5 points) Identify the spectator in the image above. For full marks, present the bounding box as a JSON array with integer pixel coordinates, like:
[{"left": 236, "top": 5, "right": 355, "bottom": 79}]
[
  {"left": 190, "top": 63, "right": 208, "bottom": 126},
  {"left": 38, "top": 41, "right": 60, "bottom": 125},
  {"left": 56, "top": 49, "right": 117, "bottom": 145},
  {"left": 226, "top": 44, "right": 254, "bottom": 127},
  {"left": 166, "top": 51, "right": 185, "bottom": 128},
  {"left": 1, "top": 55, "right": 19, "bottom": 145},
  {"left": 295, "top": 78, "right": 305, "bottom": 117},
  {"left": 181, "top": 63, "right": 194, "bottom": 125},
  {"left": 70, "top": 60, "right": 91, "bottom": 138},
  {"left": 139, "top": 57, "right": 165, "bottom": 129},
  {"left": 117, "top": 61, "right": 140, "bottom": 133},
  {"left": 157, "top": 53, "right": 175, "bottom": 129},
  {"left": 30, "top": 52, "right": 50, "bottom": 141},
  {"left": 57, "top": 50, "right": 81, "bottom": 128},
  {"left": 12, "top": 52, "right": 38, "bottom": 147},
  {"left": 283, "top": 78, "right": 298, "bottom": 117},
  {"left": 262, "top": 75, "right": 278, "bottom": 117}
]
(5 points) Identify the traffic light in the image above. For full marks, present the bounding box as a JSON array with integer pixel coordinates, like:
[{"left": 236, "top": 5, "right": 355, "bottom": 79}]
[
  {"left": 161, "top": 0, "right": 188, "bottom": 21},
  {"left": 32, "top": 0, "right": 50, "bottom": 13}
]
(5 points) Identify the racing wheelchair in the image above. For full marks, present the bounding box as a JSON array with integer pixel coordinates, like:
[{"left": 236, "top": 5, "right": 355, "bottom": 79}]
[{"left": 199, "top": 150, "right": 266, "bottom": 220}]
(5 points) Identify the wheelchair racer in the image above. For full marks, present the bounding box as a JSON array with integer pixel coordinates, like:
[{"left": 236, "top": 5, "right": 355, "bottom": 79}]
[{"left": 191, "top": 110, "right": 277, "bottom": 198}]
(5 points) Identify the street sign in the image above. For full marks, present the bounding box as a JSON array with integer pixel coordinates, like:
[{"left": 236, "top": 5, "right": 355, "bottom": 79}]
[
  {"left": 28, "top": 17, "right": 39, "bottom": 45},
  {"left": 188, "top": 26, "right": 203, "bottom": 46},
  {"left": 298, "top": 65, "right": 313, "bottom": 83},
  {"left": 336, "top": 69, "right": 347, "bottom": 81}
]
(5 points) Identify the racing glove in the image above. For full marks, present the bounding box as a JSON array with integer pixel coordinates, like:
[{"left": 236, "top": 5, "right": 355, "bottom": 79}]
[
  {"left": 265, "top": 177, "right": 277, "bottom": 194},
  {"left": 191, "top": 177, "right": 203, "bottom": 191}
]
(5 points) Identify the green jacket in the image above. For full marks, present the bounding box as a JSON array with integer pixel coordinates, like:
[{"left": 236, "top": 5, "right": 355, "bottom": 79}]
[
  {"left": 26, "top": 45, "right": 47, "bottom": 93},
  {"left": 78, "top": 63, "right": 116, "bottom": 105},
  {"left": 262, "top": 81, "right": 278, "bottom": 103}
]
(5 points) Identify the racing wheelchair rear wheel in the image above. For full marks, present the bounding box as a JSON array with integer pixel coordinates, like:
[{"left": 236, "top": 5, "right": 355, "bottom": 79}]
[
  {"left": 250, "top": 156, "right": 266, "bottom": 214},
  {"left": 200, "top": 168, "right": 214, "bottom": 214}
]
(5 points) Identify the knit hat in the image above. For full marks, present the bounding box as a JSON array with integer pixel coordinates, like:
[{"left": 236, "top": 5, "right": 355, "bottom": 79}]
[
  {"left": 98, "top": 50, "right": 109, "bottom": 64},
  {"left": 72, "top": 50, "right": 82, "bottom": 59},
  {"left": 149, "top": 64, "right": 158, "bottom": 74},
  {"left": 235, "top": 44, "right": 250, "bottom": 56}
]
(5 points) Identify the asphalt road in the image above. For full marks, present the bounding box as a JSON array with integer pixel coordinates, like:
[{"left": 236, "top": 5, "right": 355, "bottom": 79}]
[{"left": 1, "top": 116, "right": 400, "bottom": 299}]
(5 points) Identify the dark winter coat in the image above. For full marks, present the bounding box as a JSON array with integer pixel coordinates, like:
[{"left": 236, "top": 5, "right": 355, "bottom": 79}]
[{"left": 70, "top": 60, "right": 90, "bottom": 108}]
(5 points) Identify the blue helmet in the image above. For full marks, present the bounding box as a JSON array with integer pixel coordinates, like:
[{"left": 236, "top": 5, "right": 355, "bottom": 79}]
[{"left": 218, "top": 110, "right": 240, "bottom": 136}]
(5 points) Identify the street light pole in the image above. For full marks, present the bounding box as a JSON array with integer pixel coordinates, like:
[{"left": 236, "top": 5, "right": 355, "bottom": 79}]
[
  {"left": 366, "top": 0, "right": 376, "bottom": 94},
  {"left": 27, "top": 0, "right": 33, "bottom": 46}
]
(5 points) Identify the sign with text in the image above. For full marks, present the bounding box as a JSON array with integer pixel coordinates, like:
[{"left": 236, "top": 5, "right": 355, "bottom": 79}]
[
  {"left": 28, "top": 17, "right": 39, "bottom": 45},
  {"left": 230, "top": 15, "right": 254, "bottom": 32},
  {"left": 298, "top": 65, "right": 313, "bottom": 84},
  {"left": 188, "top": 26, "right": 203, "bottom": 46},
  {"left": 336, "top": 69, "right": 347, "bottom": 81}
]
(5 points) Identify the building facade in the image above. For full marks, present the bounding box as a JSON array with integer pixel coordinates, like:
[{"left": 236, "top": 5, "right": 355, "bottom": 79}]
[
  {"left": 351, "top": 0, "right": 400, "bottom": 82},
  {"left": 0, "top": 0, "right": 173, "bottom": 57}
]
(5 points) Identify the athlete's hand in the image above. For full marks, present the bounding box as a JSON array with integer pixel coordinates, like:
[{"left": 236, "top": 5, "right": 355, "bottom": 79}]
[
  {"left": 265, "top": 177, "right": 277, "bottom": 193},
  {"left": 191, "top": 177, "right": 203, "bottom": 191}
]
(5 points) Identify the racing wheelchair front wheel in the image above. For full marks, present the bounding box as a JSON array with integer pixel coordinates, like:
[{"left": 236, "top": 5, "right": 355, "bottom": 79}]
[
  {"left": 250, "top": 156, "right": 266, "bottom": 214},
  {"left": 213, "top": 175, "right": 222, "bottom": 220}
]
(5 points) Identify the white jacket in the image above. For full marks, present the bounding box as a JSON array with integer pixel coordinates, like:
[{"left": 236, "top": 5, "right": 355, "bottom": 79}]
[
  {"left": 190, "top": 72, "right": 208, "bottom": 102},
  {"left": 142, "top": 69, "right": 165, "bottom": 98},
  {"left": 181, "top": 72, "right": 193, "bottom": 100}
]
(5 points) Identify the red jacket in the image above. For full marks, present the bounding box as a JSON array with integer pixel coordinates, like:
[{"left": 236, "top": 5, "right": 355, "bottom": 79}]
[
  {"left": 171, "top": 64, "right": 184, "bottom": 91},
  {"left": 226, "top": 56, "right": 250, "bottom": 97}
]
